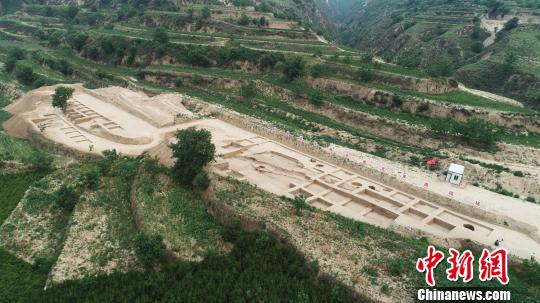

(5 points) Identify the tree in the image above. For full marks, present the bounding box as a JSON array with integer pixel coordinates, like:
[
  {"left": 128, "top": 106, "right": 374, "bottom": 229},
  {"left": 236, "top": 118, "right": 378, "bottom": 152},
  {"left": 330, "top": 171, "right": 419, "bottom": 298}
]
[
  {"left": 15, "top": 64, "right": 35, "bottom": 85},
  {"left": 502, "top": 17, "right": 519, "bottom": 31},
  {"left": 201, "top": 6, "right": 211, "bottom": 19},
  {"left": 503, "top": 53, "right": 517, "bottom": 71},
  {"left": 471, "top": 41, "right": 484, "bottom": 53},
  {"left": 170, "top": 127, "right": 215, "bottom": 185},
  {"left": 152, "top": 27, "right": 169, "bottom": 44},
  {"left": 194, "top": 171, "right": 210, "bottom": 190},
  {"left": 52, "top": 86, "right": 75, "bottom": 112},
  {"left": 4, "top": 57, "right": 16, "bottom": 73},
  {"left": 282, "top": 56, "right": 305, "bottom": 82},
  {"left": 134, "top": 232, "right": 167, "bottom": 268},
  {"left": 68, "top": 31, "right": 89, "bottom": 51},
  {"left": 24, "top": 151, "right": 53, "bottom": 172},
  {"left": 238, "top": 13, "right": 250, "bottom": 26},
  {"left": 55, "top": 184, "right": 79, "bottom": 212}
]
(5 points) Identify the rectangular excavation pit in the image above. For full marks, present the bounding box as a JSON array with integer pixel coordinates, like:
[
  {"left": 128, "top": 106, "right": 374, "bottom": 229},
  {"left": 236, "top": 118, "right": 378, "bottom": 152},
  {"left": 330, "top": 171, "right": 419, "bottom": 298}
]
[
  {"left": 332, "top": 170, "right": 354, "bottom": 180},
  {"left": 392, "top": 192, "right": 415, "bottom": 203},
  {"left": 403, "top": 208, "right": 429, "bottom": 221},
  {"left": 343, "top": 198, "right": 372, "bottom": 213},
  {"left": 363, "top": 206, "right": 399, "bottom": 227},
  {"left": 360, "top": 190, "right": 405, "bottom": 210},
  {"left": 427, "top": 218, "right": 456, "bottom": 233},
  {"left": 338, "top": 177, "right": 365, "bottom": 191},
  {"left": 438, "top": 211, "right": 493, "bottom": 236},
  {"left": 320, "top": 174, "right": 342, "bottom": 185},
  {"left": 322, "top": 190, "right": 348, "bottom": 204},
  {"left": 414, "top": 201, "right": 438, "bottom": 214},
  {"left": 290, "top": 188, "right": 314, "bottom": 198},
  {"left": 304, "top": 181, "right": 330, "bottom": 194},
  {"left": 309, "top": 198, "right": 332, "bottom": 210}
]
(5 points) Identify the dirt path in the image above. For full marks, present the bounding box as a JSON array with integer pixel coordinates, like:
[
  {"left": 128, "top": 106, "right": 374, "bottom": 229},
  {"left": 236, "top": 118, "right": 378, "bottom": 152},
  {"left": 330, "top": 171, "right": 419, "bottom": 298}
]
[{"left": 458, "top": 83, "right": 524, "bottom": 107}]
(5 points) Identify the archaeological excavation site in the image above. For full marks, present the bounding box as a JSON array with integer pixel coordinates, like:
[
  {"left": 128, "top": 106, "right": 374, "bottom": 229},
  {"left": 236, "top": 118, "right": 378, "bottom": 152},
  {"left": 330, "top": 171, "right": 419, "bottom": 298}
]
[
  {"left": 4, "top": 84, "right": 539, "bottom": 263},
  {"left": 1, "top": 1, "right": 540, "bottom": 301}
]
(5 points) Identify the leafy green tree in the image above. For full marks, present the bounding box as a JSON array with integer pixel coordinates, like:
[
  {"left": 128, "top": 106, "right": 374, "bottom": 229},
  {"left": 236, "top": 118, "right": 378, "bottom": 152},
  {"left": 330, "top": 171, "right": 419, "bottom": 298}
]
[
  {"left": 502, "top": 17, "right": 519, "bottom": 31},
  {"left": 65, "top": 5, "right": 79, "bottom": 19},
  {"left": 238, "top": 13, "right": 250, "bottom": 25},
  {"left": 55, "top": 184, "right": 79, "bottom": 212},
  {"left": 201, "top": 6, "right": 211, "bottom": 19},
  {"left": 4, "top": 57, "right": 16, "bottom": 73},
  {"left": 170, "top": 127, "right": 215, "bottom": 185},
  {"left": 194, "top": 170, "right": 210, "bottom": 190},
  {"left": 15, "top": 64, "right": 35, "bottom": 85},
  {"left": 152, "top": 27, "right": 169, "bottom": 44},
  {"left": 52, "top": 86, "right": 75, "bottom": 112},
  {"left": 282, "top": 56, "right": 305, "bottom": 82},
  {"left": 134, "top": 232, "right": 167, "bottom": 268},
  {"left": 68, "top": 31, "right": 89, "bottom": 51},
  {"left": 471, "top": 41, "right": 484, "bottom": 53}
]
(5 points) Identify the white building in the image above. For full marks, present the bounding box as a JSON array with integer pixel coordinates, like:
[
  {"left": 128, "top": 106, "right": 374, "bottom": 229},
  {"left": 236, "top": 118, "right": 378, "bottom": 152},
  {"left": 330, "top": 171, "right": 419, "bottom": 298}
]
[{"left": 446, "top": 163, "right": 465, "bottom": 185}]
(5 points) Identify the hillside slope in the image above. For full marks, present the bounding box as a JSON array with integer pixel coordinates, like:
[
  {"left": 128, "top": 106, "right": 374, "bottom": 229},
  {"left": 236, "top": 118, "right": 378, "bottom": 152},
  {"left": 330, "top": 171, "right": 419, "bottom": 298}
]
[{"left": 315, "top": 0, "right": 540, "bottom": 109}]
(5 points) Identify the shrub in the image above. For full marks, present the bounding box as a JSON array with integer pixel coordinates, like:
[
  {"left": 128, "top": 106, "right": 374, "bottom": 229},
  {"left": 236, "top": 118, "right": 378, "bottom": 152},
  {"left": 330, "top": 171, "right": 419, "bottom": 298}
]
[
  {"left": 134, "top": 232, "right": 167, "bottom": 268},
  {"left": 308, "top": 91, "right": 324, "bottom": 107},
  {"left": 24, "top": 152, "right": 53, "bottom": 172},
  {"left": 4, "top": 57, "right": 16, "bottom": 73},
  {"left": 194, "top": 170, "right": 210, "bottom": 190},
  {"left": 201, "top": 6, "right": 211, "bottom": 19},
  {"left": 416, "top": 103, "right": 429, "bottom": 112},
  {"left": 55, "top": 184, "right": 78, "bottom": 212},
  {"left": 15, "top": 64, "right": 35, "bottom": 85},
  {"left": 391, "top": 95, "right": 403, "bottom": 107},
  {"left": 471, "top": 41, "right": 484, "bottom": 53},
  {"left": 152, "top": 27, "right": 169, "bottom": 45},
  {"left": 526, "top": 196, "right": 537, "bottom": 203},
  {"left": 170, "top": 127, "right": 215, "bottom": 185},
  {"left": 221, "top": 219, "right": 242, "bottom": 243},
  {"left": 80, "top": 166, "right": 101, "bottom": 190},
  {"left": 513, "top": 171, "right": 524, "bottom": 177},
  {"left": 363, "top": 266, "right": 378, "bottom": 277},
  {"left": 239, "top": 81, "right": 257, "bottom": 99},
  {"left": 238, "top": 13, "right": 250, "bottom": 26},
  {"left": 174, "top": 77, "right": 183, "bottom": 88},
  {"left": 292, "top": 195, "right": 310, "bottom": 215},
  {"left": 355, "top": 68, "right": 373, "bottom": 82},
  {"left": 52, "top": 86, "right": 75, "bottom": 111},
  {"left": 190, "top": 74, "right": 204, "bottom": 85},
  {"left": 310, "top": 64, "right": 325, "bottom": 78},
  {"left": 388, "top": 258, "right": 405, "bottom": 276},
  {"left": 33, "top": 255, "right": 55, "bottom": 274},
  {"left": 282, "top": 56, "right": 305, "bottom": 82}
]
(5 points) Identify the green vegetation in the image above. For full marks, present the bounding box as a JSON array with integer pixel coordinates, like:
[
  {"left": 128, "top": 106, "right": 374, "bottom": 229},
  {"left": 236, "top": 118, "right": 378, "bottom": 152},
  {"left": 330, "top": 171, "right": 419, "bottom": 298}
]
[
  {"left": 0, "top": 248, "right": 47, "bottom": 303},
  {"left": 170, "top": 127, "right": 215, "bottom": 185},
  {"left": 51, "top": 86, "right": 74, "bottom": 111},
  {"left": 26, "top": 229, "right": 358, "bottom": 303},
  {"left": 134, "top": 232, "right": 167, "bottom": 268},
  {"left": 0, "top": 172, "right": 43, "bottom": 223}
]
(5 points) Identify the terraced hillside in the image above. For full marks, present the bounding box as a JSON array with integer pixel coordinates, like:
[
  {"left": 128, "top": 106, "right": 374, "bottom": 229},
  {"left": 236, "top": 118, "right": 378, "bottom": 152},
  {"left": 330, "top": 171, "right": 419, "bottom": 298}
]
[
  {"left": 0, "top": 0, "right": 540, "bottom": 302},
  {"left": 316, "top": 0, "right": 540, "bottom": 109}
]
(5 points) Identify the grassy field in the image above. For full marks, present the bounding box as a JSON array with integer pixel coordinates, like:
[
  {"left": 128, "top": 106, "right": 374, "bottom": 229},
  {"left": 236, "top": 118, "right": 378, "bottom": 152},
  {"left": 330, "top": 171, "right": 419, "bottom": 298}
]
[
  {"left": 0, "top": 248, "right": 47, "bottom": 303},
  {"left": 0, "top": 172, "right": 43, "bottom": 224}
]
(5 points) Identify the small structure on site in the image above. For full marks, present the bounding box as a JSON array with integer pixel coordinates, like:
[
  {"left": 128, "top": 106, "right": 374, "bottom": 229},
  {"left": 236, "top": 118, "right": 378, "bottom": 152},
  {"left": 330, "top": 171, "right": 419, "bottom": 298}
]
[{"left": 445, "top": 163, "right": 465, "bottom": 185}]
